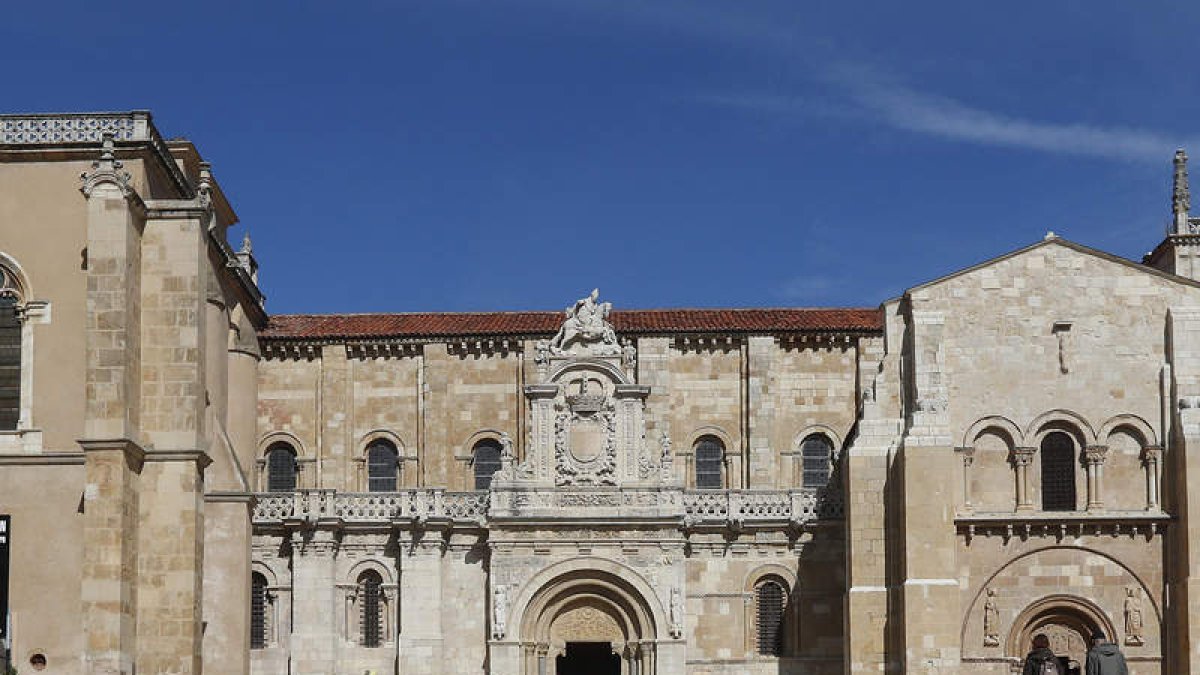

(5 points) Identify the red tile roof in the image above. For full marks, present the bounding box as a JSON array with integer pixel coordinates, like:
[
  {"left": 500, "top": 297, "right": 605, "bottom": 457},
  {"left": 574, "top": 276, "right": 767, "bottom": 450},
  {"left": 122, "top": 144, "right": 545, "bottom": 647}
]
[{"left": 261, "top": 308, "right": 882, "bottom": 341}]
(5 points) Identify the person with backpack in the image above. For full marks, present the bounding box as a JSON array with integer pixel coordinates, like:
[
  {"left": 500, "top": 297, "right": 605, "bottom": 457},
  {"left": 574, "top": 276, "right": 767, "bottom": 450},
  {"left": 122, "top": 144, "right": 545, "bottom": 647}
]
[
  {"left": 1084, "top": 630, "right": 1129, "bottom": 675},
  {"left": 1022, "top": 633, "right": 1065, "bottom": 675}
]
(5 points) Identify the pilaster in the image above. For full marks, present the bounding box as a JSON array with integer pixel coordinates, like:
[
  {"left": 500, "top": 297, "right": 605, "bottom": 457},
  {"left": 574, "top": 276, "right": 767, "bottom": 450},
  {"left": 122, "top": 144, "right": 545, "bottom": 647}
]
[
  {"left": 79, "top": 438, "right": 145, "bottom": 675},
  {"left": 399, "top": 537, "right": 444, "bottom": 673},
  {"left": 897, "top": 308, "right": 959, "bottom": 673},
  {"left": 746, "top": 335, "right": 776, "bottom": 488},
  {"left": 290, "top": 528, "right": 341, "bottom": 674},
  {"left": 1167, "top": 306, "right": 1200, "bottom": 672}
]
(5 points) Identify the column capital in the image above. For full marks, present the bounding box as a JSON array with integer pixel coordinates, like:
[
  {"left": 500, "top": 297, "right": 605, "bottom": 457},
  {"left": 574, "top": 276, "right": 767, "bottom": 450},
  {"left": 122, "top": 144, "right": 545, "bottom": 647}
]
[
  {"left": 1011, "top": 446, "right": 1036, "bottom": 467},
  {"left": 1084, "top": 445, "right": 1109, "bottom": 465}
]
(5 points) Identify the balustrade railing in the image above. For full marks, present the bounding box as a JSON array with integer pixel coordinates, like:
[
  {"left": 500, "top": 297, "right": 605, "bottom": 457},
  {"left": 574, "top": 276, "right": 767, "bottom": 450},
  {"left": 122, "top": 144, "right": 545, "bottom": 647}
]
[
  {"left": 252, "top": 489, "right": 489, "bottom": 524},
  {"left": 681, "top": 488, "right": 844, "bottom": 524},
  {"left": 252, "top": 488, "right": 843, "bottom": 526}
]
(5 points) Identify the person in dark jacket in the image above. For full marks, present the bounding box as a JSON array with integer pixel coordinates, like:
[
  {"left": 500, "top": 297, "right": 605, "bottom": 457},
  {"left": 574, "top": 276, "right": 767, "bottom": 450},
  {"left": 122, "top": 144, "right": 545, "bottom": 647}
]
[
  {"left": 1085, "top": 630, "right": 1128, "bottom": 675},
  {"left": 1023, "top": 633, "right": 1064, "bottom": 675}
]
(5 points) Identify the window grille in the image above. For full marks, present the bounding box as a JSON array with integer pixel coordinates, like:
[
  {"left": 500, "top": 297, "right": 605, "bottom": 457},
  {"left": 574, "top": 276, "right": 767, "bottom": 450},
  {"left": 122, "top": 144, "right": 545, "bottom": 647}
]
[
  {"left": 800, "top": 434, "right": 833, "bottom": 488},
  {"left": 694, "top": 436, "right": 724, "bottom": 490},
  {"left": 473, "top": 440, "right": 502, "bottom": 490},
  {"left": 756, "top": 579, "right": 787, "bottom": 656},
  {"left": 266, "top": 443, "right": 298, "bottom": 493},
  {"left": 0, "top": 297, "right": 19, "bottom": 431},
  {"left": 359, "top": 570, "right": 383, "bottom": 648},
  {"left": 250, "top": 572, "right": 268, "bottom": 649},
  {"left": 1041, "top": 431, "right": 1077, "bottom": 511},
  {"left": 367, "top": 441, "right": 398, "bottom": 492}
]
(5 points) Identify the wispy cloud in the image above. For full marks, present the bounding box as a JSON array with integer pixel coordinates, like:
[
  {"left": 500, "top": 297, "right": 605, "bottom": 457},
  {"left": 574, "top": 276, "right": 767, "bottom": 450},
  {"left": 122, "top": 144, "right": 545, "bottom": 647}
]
[{"left": 703, "top": 66, "right": 1191, "bottom": 163}]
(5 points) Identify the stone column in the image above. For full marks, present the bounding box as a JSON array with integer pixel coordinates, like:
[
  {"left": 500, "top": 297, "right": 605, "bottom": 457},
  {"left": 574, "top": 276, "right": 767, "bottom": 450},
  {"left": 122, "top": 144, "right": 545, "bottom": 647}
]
[
  {"left": 80, "top": 439, "right": 145, "bottom": 675},
  {"left": 1085, "top": 445, "right": 1108, "bottom": 511},
  {"left": 290, "top": 529, "right": 340, "bottom": 674},
  {"left": 399, "top": 539, "right": 444, "bottom": 673},
  {"left": 955, "top": 447, "right": 975, "bottom": 511},
  {"left": 1012, "top": 447, "right": 1036, "bottom": 511},
  {"left": 1141, "top": 445, "right": 1162, "bottom": 511}
]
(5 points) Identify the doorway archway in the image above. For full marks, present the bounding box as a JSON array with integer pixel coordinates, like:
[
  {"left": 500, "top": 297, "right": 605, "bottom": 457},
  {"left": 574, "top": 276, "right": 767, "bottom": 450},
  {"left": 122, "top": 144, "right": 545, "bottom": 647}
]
[
  {"left": 518, "top": 565, "right": 660, "bottom": 675},
  {"left": 1007, "top": 595, "right": 1116, "bottom": 674}
]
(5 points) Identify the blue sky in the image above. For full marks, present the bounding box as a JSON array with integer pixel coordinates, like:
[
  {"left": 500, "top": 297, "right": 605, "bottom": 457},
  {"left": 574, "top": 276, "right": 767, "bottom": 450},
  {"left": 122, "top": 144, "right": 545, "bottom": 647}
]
[{"left": 3, "top": 1, "right": 1198, "bottom": 313}]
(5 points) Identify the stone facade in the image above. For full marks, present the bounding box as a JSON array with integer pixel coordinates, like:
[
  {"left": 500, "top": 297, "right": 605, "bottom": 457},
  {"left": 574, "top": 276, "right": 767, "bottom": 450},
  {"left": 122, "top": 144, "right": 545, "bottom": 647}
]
[{"left": 0, "top": 112, "right": 1198, "bottom": 674}]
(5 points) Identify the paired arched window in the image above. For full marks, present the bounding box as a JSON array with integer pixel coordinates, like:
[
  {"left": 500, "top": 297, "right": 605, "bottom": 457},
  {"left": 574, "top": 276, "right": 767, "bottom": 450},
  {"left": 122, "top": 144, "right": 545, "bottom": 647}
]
[
  {"left": 694, "top": 436, "right": 725, "bottom": 490},
  {"left": 472, "top": 439, "right": 502, "bottom": 490},
  {"left": 366, "top": 440, "right": 399, "bottom": 492},
  {"left": 266, "top": 443, "right": 298, "bottom": 493},
  {"left": 1041, "top": 432, "right": 1077, "bottom": 511},
  {"left": 250, "top": 572, "right": 268, "bottom": 649},
  {"left": 800, "top": 434, "right": 834, "bottom": 488},
  {"left": 755, "top": 577, "right": 789, "bottom": 656},
  {"left": 358, "top": 570, "right": 384, "bottom": 648}
]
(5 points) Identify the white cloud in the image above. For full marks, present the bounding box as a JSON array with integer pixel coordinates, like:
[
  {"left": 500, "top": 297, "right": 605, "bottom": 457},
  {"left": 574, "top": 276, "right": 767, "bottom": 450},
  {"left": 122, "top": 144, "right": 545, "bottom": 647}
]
[{"left": 702, "top": 67, "right": 1191, "bottom": 163}]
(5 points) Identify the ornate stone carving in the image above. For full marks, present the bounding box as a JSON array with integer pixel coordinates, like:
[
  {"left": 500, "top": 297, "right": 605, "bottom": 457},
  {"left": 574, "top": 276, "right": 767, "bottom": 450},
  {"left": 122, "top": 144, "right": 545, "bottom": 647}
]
[
  {"left": 554, "top": 404, "right": 617, "bottom": 486},
  {"left": 1125, "top": 586, "right": 1144, "bottom": 646},
  {"left": 548, "top": 289, "right": 620, "bottom": 356},
  {"left": 982, "top": 588, "right": 999, "bottom": 647},
  {"left": 79, "top": 134, "right": 132, "bottom": 198}
]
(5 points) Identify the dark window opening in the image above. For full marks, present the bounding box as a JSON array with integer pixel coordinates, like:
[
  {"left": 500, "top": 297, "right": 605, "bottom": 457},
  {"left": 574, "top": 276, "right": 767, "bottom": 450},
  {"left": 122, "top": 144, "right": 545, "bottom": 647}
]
[
  {"left": 0, "top": 296, "right": 20, "bottom": 431},
  {"left": 1041, "top": 431, "right": 1077, "bottom": 511},
  {"left": 756, "top": 579, "right": 787, "bottom": 656},
  {"left": 250, "top": 572, "right": 268, "bottom": 649},
  {"left": 694, "top": 436, "right": 725, "bottom": 490},
  {"left": 266, "top": 443, "right": 298, "bottom": 493},
  {"left": 473, "top": 440, "right": 502, "bottom": 490},
  {"left": 359, "top": 570, "right": 383, "bottom": 648},
  {"left": 801, "top": 434, "right": 833, "bottom": 488},
  {"left": 367, "top": 440, "right": 398, "bottom": 492}
]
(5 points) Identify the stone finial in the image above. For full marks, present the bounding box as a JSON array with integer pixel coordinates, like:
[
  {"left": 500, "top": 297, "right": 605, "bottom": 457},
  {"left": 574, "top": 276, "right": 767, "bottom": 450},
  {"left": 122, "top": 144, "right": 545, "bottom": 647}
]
[
  {"left": 1175, "top": 149, "right": 1192, "bottom": 233},
  {"left": 79, "top": 133, "right": 133, "bottom": 198}
]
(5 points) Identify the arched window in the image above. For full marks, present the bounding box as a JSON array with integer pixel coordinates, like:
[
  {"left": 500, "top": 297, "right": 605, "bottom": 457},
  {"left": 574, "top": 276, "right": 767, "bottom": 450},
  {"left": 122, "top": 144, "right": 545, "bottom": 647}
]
[
  {"left": 250, "top": 572, "right": 268, "bottom": 649},
  {"left": 266, "top": 443, "right": 298, "bottom": 493},
  {"left": 358, "top": 570, "right": 384, "bottom": 648},
  {"left": 366, "top": 440, "right": 399, "bottom": 492},
  {"left": 755, "top": 578, "right": 788, "bottom": 656},
  {"left": 1041, "top": 431, "right": 1077, "bottom": 511},
  {"left": 472, "top": 439, "right": 502, "bottom": 490},
  {"left": 0, "top": 294, "right": 19, "bottom": 431},
  {"left": 694, "top": 436, "right": 725, "bottom": 490},
  {"left": 800, "top": 434, "right": 833, "bottom": 488}
]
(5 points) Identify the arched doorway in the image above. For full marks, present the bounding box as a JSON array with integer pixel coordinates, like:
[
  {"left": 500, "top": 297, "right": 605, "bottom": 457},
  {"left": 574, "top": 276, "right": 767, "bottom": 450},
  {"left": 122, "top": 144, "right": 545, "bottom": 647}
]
[
  {"left": 1007, "top": 595, "right": 1116, "bottom": 675},
  {"left": 519, "top": 568, "right": 659, "bottom": 675}
]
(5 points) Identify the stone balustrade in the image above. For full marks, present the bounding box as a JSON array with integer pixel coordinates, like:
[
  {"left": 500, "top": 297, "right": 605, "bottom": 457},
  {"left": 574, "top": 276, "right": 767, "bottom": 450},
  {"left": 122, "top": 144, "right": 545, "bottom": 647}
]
[
  {"left": 253, "top": 488, "right": 843, "bottom": 527},
  {"left": 681, "top": 488, "right": 844, "bottom": 525},
  {"left": 252, "top": 489, "right": 489, "bottom": 525}
]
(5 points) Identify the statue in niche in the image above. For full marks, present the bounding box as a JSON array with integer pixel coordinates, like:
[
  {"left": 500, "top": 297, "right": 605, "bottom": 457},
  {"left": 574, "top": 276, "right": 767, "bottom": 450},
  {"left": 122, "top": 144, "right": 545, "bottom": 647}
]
[
  {"left": 1125, "top": 586, "right": 1144, "bottom": 646},
  {"left": 492, "top": 584, "right": 508, "bottom": 640},
  {"left": 660, "top": 432, "right": 674, "bottom": 481},
  {"left": 670, "top": 587, "right": 683, "bottom": 639},
  {"left": 549, "top": 289, "right": 619, "bottom": 356},
  {"left": 982, "top": 588, "right": 999, "bottom": 647}
]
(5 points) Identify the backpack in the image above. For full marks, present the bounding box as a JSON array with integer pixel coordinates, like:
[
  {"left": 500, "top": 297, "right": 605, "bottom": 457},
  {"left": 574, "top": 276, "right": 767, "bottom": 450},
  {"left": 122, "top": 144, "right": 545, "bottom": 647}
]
[{"left": 1036, "top": 656, "right": 1061, "bottom": 675}]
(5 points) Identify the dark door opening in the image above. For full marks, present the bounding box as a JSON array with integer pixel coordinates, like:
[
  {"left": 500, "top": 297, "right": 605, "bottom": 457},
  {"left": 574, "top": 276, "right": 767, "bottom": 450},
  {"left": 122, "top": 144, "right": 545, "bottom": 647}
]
[{"left": 556, "top": 641, "right": 620, "bottom": 675}]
